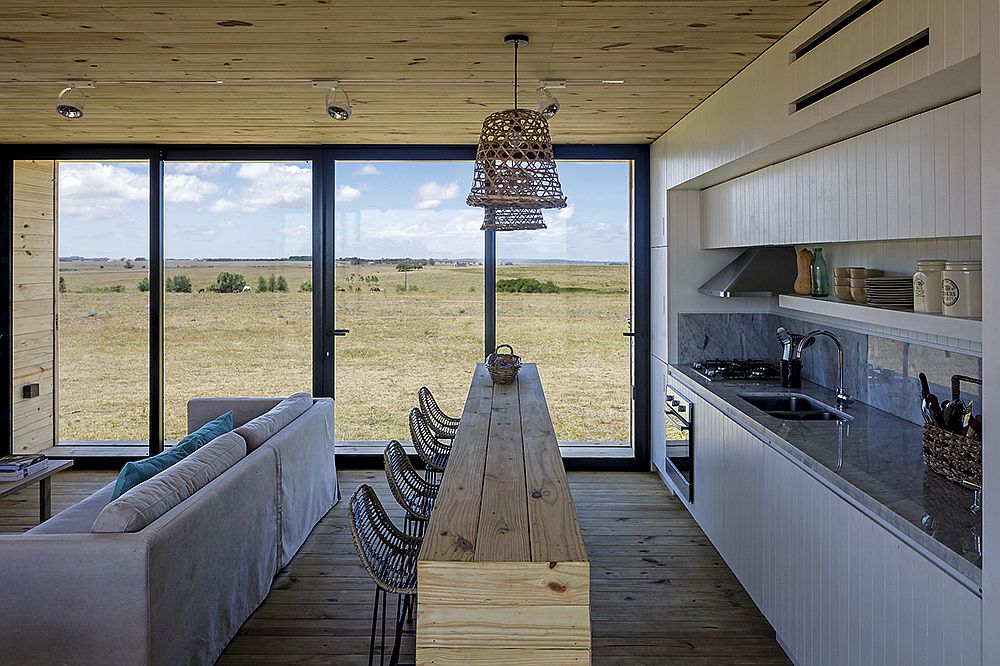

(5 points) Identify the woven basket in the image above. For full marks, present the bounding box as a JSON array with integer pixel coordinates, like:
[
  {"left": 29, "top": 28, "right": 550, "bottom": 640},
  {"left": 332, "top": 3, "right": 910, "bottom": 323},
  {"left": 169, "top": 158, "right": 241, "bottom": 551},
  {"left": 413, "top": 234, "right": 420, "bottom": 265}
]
[
  {"left": 922, "top": 374, "right": 982, "bottom": 488},
  {"left": 486, "top": 344, "right": 522, "bottom": 384}
]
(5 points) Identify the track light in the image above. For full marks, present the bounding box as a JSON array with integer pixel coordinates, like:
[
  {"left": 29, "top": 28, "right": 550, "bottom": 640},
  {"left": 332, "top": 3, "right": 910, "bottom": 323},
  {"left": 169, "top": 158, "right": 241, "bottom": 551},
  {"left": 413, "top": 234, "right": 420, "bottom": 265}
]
[
  {"left": 537, "top": 87, "right": 560, "bottom": 119},
  {"left": 55, "top": 81, "right": 94, "bottom": 119},
  {"left": 312, "top": 80, "right": 352, "bottom": 120}
]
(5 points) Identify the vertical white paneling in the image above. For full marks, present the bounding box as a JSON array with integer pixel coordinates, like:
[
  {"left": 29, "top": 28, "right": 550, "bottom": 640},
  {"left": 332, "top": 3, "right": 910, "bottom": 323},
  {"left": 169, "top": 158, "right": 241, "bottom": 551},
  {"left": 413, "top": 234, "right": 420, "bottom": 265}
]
[
  {"left": 649, "top": 357, "right": 666, "bottom": 474},
  {"left": 666, "top": 0, "right": 979, "bottom": 190},
  {"left": 650, "top": 136, "right": 668, "bottom": 247},
  {"left": 650, "top": 246, "right": 667, "bottom": 363},
  {"left": 757, "top": 440, "right": 982, "bottom": 666},
  {"left": 700, "top": 96, "right": 980, "bottom": 249}
]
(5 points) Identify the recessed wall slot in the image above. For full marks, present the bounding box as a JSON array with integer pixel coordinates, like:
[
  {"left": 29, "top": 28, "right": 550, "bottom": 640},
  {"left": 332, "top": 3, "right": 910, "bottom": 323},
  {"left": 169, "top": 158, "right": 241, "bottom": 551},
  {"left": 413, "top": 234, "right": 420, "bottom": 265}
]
[
  {"left": 791, "top": 30, "right": 930, "bottom": 112},
  {"left": 22, "top": 383, "right": 39, "bottom": 399},
  {"left": 791, "top": 0, "right": 886, "bottom": 61}
]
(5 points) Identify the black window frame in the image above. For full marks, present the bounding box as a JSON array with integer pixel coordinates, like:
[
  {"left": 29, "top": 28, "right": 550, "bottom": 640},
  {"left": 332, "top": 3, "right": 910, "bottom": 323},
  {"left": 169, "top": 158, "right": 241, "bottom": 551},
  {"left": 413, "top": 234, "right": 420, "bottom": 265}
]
[{"left": 0, "top": 143, "right": 649, "bottom": 471}]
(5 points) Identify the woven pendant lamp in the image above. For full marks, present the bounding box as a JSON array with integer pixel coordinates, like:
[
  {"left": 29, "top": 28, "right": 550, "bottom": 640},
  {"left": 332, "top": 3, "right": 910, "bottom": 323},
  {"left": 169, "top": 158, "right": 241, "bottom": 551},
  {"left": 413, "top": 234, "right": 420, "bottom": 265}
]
[
  {"left": 467, "top": 34, "right": 567, "bottom": 230},
  {"left": 481, "top": 207, "right": 547, "bottom": 232}
]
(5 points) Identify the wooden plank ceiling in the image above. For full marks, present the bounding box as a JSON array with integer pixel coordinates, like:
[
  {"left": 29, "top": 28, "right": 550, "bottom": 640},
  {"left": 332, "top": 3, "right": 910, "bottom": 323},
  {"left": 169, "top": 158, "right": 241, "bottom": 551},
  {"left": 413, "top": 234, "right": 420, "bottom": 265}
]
[{"left": 0, "top": 0, "right": 824, "bottom": 144}]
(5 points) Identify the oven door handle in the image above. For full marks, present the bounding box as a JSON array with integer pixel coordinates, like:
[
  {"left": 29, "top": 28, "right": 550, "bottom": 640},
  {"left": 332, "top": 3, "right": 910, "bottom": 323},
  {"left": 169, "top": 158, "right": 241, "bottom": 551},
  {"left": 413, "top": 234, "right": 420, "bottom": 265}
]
[{"left": 664, "top": 408, "right": 690, "bottom": 432}]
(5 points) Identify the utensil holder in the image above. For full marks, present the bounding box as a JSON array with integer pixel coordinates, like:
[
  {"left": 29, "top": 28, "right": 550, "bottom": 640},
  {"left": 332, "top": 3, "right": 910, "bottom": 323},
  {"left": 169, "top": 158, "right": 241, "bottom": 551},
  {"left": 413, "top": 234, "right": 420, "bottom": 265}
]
[{"left": 922, "top": 374, "right": 982, "bottom": 488}]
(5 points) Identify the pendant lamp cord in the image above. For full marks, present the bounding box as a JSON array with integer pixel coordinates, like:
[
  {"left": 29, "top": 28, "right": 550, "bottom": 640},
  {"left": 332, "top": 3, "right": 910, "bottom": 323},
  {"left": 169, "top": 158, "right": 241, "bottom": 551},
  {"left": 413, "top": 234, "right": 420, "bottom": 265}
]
[{"left": 513, "top": 39, "right": 519, "bottom": 109}]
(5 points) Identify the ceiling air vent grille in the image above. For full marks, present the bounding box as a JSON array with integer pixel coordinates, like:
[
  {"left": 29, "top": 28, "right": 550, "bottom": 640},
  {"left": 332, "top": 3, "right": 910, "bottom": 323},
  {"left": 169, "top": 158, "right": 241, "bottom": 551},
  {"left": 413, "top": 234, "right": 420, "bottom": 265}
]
[
  {"left": 792, "top": 0, "right": 885, "bottom": 60},
  {"left": 791, "top": 30, "right": 930, "bottom": 113}
]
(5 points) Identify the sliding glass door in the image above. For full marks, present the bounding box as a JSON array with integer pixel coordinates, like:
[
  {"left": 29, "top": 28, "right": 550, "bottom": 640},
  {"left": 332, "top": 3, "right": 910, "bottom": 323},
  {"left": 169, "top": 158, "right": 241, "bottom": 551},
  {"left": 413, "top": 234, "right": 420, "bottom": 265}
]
[
  {"left": 56, "top": 160, "right": 150, "bottom": 449},
  {"left": 495, "top": 160, "right": 635, "bottom": 456},
  {"left": 162, "top": 160, "right": 313, "bottom": 441},
  {"left": 332, "top": 160, "right": 483, "bottom": 449}
]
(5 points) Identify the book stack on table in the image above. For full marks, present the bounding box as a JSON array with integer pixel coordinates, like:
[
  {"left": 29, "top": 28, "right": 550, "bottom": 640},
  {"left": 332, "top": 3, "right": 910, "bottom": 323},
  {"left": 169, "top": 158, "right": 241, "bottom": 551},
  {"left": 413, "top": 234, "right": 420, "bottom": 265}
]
[{"left": 0, "top": 455, "right": 48, "bottom": 482}]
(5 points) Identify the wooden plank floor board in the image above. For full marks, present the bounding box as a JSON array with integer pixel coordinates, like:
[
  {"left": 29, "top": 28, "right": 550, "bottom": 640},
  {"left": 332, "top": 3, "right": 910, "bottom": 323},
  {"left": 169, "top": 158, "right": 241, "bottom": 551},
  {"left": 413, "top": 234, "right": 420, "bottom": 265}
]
[{"left": 0, "top": 468, "right": 789, "bottom": 664}]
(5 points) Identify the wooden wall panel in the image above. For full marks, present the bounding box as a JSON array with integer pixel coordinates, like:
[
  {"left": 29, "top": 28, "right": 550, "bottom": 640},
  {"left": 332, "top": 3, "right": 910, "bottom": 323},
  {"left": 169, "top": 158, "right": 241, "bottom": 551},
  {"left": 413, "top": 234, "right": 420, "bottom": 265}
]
[
  {"left": 11, "top": 160, "right": 56, "bottom": 455},
  {"left": 665, "top": 0, "right": 980, "bottom": 189},
  {"left": 701, "top": 96, "right": 981, "bottom": 249}
]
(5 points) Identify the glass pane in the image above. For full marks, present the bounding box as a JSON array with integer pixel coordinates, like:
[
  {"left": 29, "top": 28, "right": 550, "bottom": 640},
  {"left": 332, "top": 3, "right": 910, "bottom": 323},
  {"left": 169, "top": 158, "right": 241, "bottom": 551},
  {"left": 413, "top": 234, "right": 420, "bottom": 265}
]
[
  {"left": 333, "top": 161, "right": 482, "bottom": 445},
  {"left": 495, "top": 160, "right": 633, "bottom": 450},
  {"left": 163, "top": 161, "right": 313, "bottom": 441},
  {"left": 57, "top": 161, "right": 150, "bottom": 447}
]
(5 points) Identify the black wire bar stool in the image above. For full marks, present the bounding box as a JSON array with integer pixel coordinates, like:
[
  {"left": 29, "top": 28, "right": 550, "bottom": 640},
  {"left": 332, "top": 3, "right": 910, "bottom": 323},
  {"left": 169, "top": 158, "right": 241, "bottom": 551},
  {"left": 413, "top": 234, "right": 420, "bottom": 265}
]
[
  {"left": 408, "top": 407, "right": 450, "bottom": 485},
  {"left": 417, "top": 386, "right": 460, "bottom": 441},
  {"left": 383, "top": 439, "right": 438, "bottom": 539},
  {"left": 349, "top": 483, "right": 420, "bottom": 666}
]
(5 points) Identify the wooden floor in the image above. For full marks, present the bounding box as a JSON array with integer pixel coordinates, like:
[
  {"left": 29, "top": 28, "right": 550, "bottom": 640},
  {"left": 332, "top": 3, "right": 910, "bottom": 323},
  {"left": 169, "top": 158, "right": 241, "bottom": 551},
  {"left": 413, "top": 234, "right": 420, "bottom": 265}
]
[{"left": 0, "top": 468, "right": 789, "bottom": 665}]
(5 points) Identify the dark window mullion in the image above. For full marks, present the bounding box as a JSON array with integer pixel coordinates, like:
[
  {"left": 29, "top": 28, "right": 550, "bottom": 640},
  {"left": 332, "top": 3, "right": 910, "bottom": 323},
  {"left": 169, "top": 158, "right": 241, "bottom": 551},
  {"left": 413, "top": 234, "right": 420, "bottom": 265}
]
[{"left": 149, "top": 151, "right": 164, "bottom": 455}]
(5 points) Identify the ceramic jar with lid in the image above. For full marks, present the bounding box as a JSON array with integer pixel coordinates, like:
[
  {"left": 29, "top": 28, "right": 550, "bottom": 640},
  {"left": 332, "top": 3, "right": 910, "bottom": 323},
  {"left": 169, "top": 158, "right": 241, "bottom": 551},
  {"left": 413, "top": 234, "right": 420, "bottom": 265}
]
[
  {"left": 913, "top": 259, "right": 947, "bottom": 313},
  {"left": 941, "top": 260, "right": 982, "bottom": 318}
]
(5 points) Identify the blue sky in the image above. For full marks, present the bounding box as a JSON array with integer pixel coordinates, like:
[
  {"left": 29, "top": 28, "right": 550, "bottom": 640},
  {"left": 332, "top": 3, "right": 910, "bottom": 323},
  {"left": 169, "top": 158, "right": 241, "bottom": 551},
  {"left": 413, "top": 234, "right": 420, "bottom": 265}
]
[{"left": 57, "top": 159, "right": 631, "bottom": 262}]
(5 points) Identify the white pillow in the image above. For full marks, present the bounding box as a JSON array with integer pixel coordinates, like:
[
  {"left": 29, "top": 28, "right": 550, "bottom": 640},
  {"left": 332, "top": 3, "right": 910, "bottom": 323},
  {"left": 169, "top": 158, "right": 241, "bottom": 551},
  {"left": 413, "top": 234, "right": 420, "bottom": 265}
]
[
  {"left": 235, "top": 392, "right": 312, "bottom": 452},
  {"left": 91, "top": 432, "right": 246, "bottom": 533}
]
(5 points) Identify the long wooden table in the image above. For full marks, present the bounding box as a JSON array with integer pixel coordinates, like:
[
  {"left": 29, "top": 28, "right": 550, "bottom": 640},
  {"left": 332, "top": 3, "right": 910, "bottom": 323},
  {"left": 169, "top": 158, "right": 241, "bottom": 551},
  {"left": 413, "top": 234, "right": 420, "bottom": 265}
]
[{"left": 416, "top": 363, "right": 591, "bottom": 665}]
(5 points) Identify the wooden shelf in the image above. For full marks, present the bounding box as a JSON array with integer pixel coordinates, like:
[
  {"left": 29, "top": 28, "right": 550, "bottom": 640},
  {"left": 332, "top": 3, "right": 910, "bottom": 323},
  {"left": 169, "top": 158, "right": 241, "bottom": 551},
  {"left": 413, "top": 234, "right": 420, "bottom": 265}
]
[{"left": 777, "top": 294, "right": 982, "bottom": 343}]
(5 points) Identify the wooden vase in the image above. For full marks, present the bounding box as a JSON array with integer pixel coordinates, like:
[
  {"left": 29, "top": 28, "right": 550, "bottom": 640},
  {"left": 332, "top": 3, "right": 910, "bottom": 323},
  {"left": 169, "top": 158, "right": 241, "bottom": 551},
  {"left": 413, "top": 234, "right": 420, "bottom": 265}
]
[{"left": 794, "top": 248, "right": 813, "bottom": 295}]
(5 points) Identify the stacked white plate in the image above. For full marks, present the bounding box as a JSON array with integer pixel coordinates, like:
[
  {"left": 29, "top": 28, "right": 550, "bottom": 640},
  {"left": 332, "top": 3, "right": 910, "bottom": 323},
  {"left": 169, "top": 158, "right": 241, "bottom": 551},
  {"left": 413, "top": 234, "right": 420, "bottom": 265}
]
[{"left": 864, "top": 277, "right": 914, "bottom": 307}]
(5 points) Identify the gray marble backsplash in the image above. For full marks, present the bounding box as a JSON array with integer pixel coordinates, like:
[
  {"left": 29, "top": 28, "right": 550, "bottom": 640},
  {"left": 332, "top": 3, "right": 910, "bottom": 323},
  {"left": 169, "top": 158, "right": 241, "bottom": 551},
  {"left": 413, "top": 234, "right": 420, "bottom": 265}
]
[{"left": 676, "top": 312, "right": 982, "bottom": 426}]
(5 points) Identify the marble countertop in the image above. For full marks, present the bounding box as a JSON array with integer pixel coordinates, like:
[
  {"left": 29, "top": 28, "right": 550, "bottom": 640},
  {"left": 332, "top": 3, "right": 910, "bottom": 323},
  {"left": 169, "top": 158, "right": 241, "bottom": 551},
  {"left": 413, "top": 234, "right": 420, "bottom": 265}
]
[{"left": 668, "top": 364, "right": 982, "bottom": 588}]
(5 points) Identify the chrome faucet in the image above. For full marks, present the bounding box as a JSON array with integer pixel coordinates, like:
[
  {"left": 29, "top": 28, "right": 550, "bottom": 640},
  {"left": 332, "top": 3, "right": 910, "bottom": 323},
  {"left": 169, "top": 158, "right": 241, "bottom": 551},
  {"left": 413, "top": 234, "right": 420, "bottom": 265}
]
[{"left": 794, "top": 329, "right": 853, "bottom": 409}]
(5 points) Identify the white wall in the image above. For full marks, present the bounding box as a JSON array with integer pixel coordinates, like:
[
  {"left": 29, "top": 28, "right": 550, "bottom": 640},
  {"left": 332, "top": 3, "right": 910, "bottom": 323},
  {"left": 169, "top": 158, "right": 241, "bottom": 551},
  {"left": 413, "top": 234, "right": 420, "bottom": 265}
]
[
  {"left": 978, "top": 0, "right": 997, "bottom": 657},
  {"left": 665, "top": 189, "right": 770, "bottom": 362}
]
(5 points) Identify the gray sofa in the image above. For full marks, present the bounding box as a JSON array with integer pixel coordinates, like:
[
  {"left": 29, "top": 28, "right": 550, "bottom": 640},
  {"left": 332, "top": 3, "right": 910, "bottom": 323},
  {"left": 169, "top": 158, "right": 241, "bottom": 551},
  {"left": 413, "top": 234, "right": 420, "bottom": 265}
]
[{"left": 0, "top": 396, "right": 337, "bottom": 666}]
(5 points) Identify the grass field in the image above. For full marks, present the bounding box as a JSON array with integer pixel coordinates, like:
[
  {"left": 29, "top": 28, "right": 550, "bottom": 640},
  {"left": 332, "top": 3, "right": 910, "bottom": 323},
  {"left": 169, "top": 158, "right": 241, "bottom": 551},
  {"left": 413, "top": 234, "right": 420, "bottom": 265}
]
[{"left": 58, "top": 260, "right": 631, "bottom": 443}]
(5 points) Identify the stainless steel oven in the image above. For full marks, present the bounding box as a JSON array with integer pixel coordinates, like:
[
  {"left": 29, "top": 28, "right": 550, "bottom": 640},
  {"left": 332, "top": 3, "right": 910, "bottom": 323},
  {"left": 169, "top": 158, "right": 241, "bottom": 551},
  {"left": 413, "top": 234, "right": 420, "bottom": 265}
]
[{"left": 664, "top": 383, "right": 693, "bottom": 502}]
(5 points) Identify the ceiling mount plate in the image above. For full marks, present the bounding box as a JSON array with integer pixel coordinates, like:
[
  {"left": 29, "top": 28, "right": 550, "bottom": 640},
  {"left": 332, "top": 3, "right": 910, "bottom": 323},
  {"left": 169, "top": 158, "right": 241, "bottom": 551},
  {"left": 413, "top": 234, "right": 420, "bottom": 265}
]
[{"left": 504, "top": 34, "right": 529, "bottom": 46}]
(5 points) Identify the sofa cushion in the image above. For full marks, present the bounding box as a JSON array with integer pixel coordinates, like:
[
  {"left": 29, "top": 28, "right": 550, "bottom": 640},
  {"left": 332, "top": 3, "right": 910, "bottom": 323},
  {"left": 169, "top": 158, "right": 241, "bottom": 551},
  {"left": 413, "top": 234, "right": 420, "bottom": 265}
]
[
  {"left": 27, "top": 480, "right": 116, "bottom": 535},
  {"left": 235, "top": 392, "right": 312, "bottom": 452},
  {"left": 92, "top": 431, "right": 246, "bottom": 533},
  {"left": 111, "top": 411, "right": 233, "bottom": 500}
]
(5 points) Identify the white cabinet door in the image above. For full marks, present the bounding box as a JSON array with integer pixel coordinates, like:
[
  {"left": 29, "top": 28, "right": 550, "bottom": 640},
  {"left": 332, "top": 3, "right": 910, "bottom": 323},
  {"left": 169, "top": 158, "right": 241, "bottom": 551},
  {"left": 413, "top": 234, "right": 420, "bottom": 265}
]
[
  {"left": 721, "top": 418, "right": 764, "bottom": 606},
  {"left": 650, "top": 246, "right": 667, "bottom": 363},
  {"left": 691, "top": 394, "right": 725, "bottom": 549},
  {"left": 650, "top": 138, "right": 668, "bottom": 247},
  {"left": 761, "top": 445, "right": 983, "bottom": 666},
  {"left": 650, "top": 357, "right": 666, "bottom": 474}
]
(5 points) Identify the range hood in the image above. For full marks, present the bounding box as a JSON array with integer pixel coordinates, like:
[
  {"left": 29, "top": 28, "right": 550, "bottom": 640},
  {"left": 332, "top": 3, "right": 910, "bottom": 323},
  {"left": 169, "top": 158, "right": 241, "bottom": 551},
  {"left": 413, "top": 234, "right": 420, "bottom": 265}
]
[{"left": 698, "top": 246, "right": 797, "bottom": 298}]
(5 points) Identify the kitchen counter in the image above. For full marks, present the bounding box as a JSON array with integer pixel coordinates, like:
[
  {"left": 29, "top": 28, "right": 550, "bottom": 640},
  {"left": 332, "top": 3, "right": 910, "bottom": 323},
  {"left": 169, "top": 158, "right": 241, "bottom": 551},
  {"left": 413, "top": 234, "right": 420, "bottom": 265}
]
[{"left": 668, "top": 364, "right": 982, "bottom": 588}]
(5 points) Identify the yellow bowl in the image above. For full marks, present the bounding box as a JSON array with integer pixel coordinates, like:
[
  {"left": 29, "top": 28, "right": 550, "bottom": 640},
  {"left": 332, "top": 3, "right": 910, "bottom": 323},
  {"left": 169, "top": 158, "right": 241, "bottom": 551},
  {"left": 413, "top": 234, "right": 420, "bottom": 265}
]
[
  {"left": 834, "top": 286, "right": 853, "bottom": 301},
  {"left": 851, "top": 287, "right": 868, "bottom": 303}
]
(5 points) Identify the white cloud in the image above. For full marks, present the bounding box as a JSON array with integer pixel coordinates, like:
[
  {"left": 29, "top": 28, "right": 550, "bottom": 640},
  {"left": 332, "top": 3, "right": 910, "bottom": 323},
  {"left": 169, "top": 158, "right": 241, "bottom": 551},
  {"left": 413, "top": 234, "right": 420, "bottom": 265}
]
[
  {"left": 164, "top": 174, "right": 217, "bottom": 203},
  {"left": 216, "top": 220, "right": 235, "bottom": 229},
  {"left": 336, "top": 184, "right": 362, "bottom": 203},
  {"left": 414, "top": 181, "right": 460, "bottom": 209},
  {"left": 58, "top": 163, "right": 149, "bottom": 220},
  {"left": 170, "top": 162, "right": 230, "bottom": 175},
  {"left": 356, "top": 164, "right": 382, "bottom": 176},
  {"left": 557, "top": 204, "right": 575, "bottom": 221},
  {"left": 207, "top": 163, "right": 313, "bottom": 213},
  {"left": 281, "top": 224, "right": 309, "bottom": 238}
]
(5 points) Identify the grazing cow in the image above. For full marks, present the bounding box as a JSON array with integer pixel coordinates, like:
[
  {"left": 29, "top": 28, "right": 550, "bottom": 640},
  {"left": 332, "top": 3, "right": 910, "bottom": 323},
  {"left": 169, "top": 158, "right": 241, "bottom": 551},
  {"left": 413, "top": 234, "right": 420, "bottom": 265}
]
[
  {"left": 242, "top": 285, "right": 252, "bottom": 293},
  {"left": 370, "top": 286, "right": 381, "bottom": 292},
  {"left": 198, "top": 288, "right": 205, "bottom": 293}
]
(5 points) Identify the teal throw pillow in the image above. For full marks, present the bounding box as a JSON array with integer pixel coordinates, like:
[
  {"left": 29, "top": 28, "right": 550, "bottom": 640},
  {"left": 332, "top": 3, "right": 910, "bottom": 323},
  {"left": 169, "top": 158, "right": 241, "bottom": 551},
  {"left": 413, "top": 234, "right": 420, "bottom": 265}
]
[{"left": 110, "top": 411, "right": 233, "bottom": 500}]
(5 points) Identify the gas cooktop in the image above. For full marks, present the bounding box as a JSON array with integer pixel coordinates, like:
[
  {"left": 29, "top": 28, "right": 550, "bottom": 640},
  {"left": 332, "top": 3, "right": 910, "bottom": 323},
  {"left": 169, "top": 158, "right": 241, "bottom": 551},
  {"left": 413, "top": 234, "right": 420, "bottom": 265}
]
[{"left": 691, "top": 359, "right": 780, "bottom": 382}]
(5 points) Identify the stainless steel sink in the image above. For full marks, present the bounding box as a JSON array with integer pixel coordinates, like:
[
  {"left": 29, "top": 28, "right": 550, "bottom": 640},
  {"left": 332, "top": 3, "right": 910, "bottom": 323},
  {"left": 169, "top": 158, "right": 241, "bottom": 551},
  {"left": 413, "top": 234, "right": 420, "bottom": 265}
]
[{"left": 738, "top": 392, "right": 853, "bottom": 422}]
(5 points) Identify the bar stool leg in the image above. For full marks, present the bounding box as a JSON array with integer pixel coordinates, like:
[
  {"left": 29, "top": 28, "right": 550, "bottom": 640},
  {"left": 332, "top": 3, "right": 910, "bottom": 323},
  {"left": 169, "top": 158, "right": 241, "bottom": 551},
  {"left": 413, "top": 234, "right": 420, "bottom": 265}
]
[
  {"left": 390, "top": 593, "right": 408, "bottom": 665},
  {"left": 369, "top": 587, "right": 380, "bottom": 666},
  {"left": 381, "top": 586, "right": 388, "bottom": 666}
]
